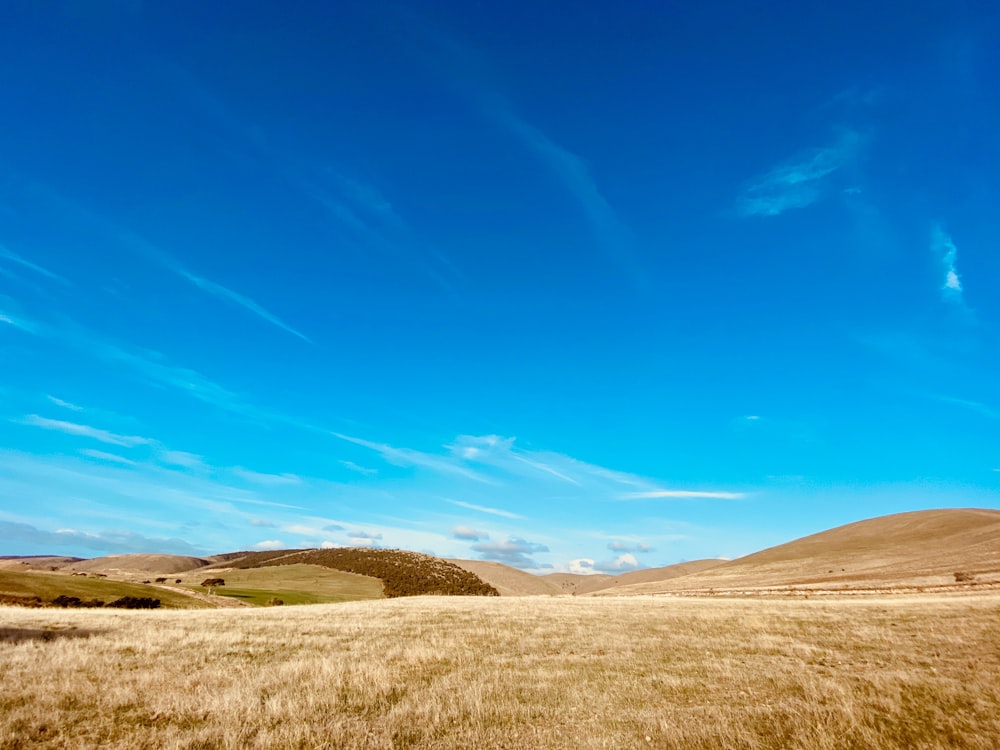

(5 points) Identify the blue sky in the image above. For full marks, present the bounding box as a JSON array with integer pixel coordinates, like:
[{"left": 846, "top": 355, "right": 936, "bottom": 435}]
[{"left": 1, "top": 1, "right": 998, "bottom": 572}]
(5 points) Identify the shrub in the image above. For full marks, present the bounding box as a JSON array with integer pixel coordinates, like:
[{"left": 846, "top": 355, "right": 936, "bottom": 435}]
[
  {"left": 51, "top": 596, "right": 105, "bottom": 608},
  {"left": 106, "top": 597, "right": 160, "bottom": 609},
  {"left": 954, "top": 571, "right": 975, "bottom": 583},
  {"left": 266, "top": 598, "right": 285, "bottom": 606},
  {"left": 200, "top": 578, "right": 226, "bottom": 588}
]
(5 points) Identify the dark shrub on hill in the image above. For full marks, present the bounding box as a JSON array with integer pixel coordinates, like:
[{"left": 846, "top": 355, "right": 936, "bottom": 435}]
[
  {"left": 52, "top": 596, "right": 105, "bottom": 608},
  {"left": 106, "top": 596, "right": 160, "bottom": 609},
  {"left": 228, "top": 548, "right": 499, "bottom": 598}
]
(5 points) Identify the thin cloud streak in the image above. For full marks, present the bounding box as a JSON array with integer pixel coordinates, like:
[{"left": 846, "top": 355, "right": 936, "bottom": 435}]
[
  {"left": 487, "top": 102, "right": 639, "bottom": 281},
  {"left": 47, "top": 395, "right": 84, "bottom": 411},
  {"left": 447, "top": 499, "right": 525, "bottom": 520},
  {"left": 36, "top": 188, "right": 310, "bottom": 342},
  {"left": 0, "top": 245, "right": 69, "bottom": 284},
  {"left": 18, "top": 414, "right": 152, "bottom": 448},
  {"left": 333, "top": 433, "right": 494, "bottom": 483},
  {"left": 0, "top": 310, "right": 39, "bottom": 334},
  {"left": 180, "top": 270, "right": 311, "bottom": 342},
  {"left": 621, "top": 490, "right": 745, "bottom": 500}
]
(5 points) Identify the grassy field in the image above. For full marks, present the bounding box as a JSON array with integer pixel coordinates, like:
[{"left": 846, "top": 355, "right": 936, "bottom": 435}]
[
  {"left": 0, "top": 571, "right": 210, "bottom": 609},
  {"left": 181, "top": 564, "right": 384, "bottom": 606},
  {"left": 1, "top": 593, "right": 998, "bottom": 749}
]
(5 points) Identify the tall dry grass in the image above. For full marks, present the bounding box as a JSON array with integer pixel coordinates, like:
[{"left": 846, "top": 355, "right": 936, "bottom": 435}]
[{"left": 1, "top": 594, "right": 998, "bottom": 749}]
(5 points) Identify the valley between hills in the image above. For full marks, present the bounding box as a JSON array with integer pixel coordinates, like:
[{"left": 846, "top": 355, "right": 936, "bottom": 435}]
[{"left": 2, "top": 507, "right": 998, "bottom": 607}]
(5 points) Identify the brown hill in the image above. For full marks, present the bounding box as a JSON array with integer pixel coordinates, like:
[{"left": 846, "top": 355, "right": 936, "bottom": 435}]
[
  {"left": 447, "top": 559, "right": 564, "bottom": 596},
  {"left": 446, "top": 559, "right": 727, "bottom": 596},
  {"left": 0, "top": 556, "right": 83, "bottom": 571},
  {"left": 598, "top": 508, "right": 1000, "bottom": 596},
  {"left": 541, "top": 560, "right": 726, "bottom": 595},
  {"left": 224, "top": 548, "right": 499, "bottom": 598},
  {"left": 68, "top": 554, "right": 214, "bottom": 575},
  {"left": 542, "top": 572, "right": 612, "bottom": 595}
]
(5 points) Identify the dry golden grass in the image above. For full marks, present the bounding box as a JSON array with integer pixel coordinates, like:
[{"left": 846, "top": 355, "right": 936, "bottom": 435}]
[{"left": 2, "top": 593, "right": 999, "bottom": 749}]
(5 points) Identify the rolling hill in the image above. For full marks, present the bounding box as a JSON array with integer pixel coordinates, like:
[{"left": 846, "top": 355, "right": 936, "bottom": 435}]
[
  {"left": 221, "top": 548, "right": 500, "bottom": 597},
  {"left": 597, "top": 508, "right": 1000, "bottom": 595},
  {"left": 66, "top": 554, "right": 214, "bottom": 575}
]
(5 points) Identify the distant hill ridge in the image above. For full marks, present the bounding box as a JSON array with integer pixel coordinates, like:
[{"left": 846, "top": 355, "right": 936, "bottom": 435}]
[
  {"left": 6, "top": 508, "right": 998, "bottom": 599},
  {"left": 597, "top": 508, "right": 1000, "bottom": 595}
]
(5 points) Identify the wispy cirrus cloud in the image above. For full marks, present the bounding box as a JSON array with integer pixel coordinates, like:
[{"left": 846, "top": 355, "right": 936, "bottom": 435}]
[
  {"left": 0, "top": 309, "right": 39, "bottom": 334},
  {"left": 921, "top": 392, "right": 998, "bottom": 419},
  {"left": 447, "top": 499, "right": 524, "bottom": 520},
  {"left": 46, "top": 395, "right": 83, "bottom": 411},
  {"left": 113, "top": 224, "right": 310, "bottom": 342},
  {"left": 34, "top": 186, "right": 310, "bottom": 342},
  {"left": 79, "top": 449, "right": 138, "bottom": 466},
  {"left": 400, "top": 11, "right": 639, "bottom": 286},
  {"left": 339, "top": 459, "right": 378, "bottom": 476},
  {"left": 18, "top": 414, "right": 152, "bottom": 448},
  {"left": 486, "top": 101, "right": 638, "bottom": 281},
  {"left": 178, "top": 269, "right": 311, "bottom": 342},
  {"left": 334, "top": 432, "right": 493, "bottom": 483},
  {"left": 231, "top": 467, "right": 303, "bottom": 486},
  {"left": 0, "top": 244, "right": 69, "bottom": 284},
  {"left": 620, "top": 490, "right": 745, "bottom": 500},
  {"left": 737, "top": 131, "right": 861, "bottom": 217}
]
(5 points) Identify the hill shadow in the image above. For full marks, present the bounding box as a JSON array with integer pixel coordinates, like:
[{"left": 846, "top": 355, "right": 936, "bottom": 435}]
[{"left": 0, "top": 627, "right": 103, "bottom": 644}]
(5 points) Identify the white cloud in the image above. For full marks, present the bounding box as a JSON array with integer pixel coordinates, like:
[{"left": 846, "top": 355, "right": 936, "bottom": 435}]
[
  {"left": 607, "top": 540, "right": 654, "bottom": 553},
  {"left": 46, "top": 396, "right": 84, "bottom": 411},
  {"left": 567, "top": 558, "right": 598, "bottom": 575},
  {"left": 0, "top": 520, "right": 204, "bottom": 555},
  {"left": 19, "top": 414, "right": 152, "bottom": 448},
  {"left": 250, "top": 518, "right": 276, "bottom": 528},
  {"left": 349, "top": 530, "right": 382, "bottom": 541},
  {"left": 451, "top": 525, "right": 489, "bottom": 541},
  {"left": 339, "top": 460, "right": 377, "bottom": 476},
  {"left": 932, "top": 226, "right": 967, "bottom": 306},
  {"left": 593, "top": 553, "right": 639, "bottom": 573},
  {"left": 252, "top": 539, "right": 285, "bottom": 551},
  {"left": 470, "top": 536, "right": 550, "bottom": 568}
]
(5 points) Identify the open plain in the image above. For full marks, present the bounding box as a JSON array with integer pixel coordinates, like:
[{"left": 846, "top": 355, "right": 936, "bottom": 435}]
[{"left": 2, "top": 592, "right": 999, "bottom": 749}]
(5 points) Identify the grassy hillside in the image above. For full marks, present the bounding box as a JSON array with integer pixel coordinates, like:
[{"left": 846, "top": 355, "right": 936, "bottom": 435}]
[
  {"left": 68, "top": 554, "right": 213, "bottom": 575},
  {"left": 2, "top": 594, "right": 998, "bottom": 748},
  {"left": 225, "top": 548, "right": 499, "bottom": 597},
  {"left": 602, "top": 508, "right": 1000, "bottom": 595},
  {"left": 179, "top": 564, "right": 383, "bottom": 606},
  {"left": 0, "top": 571, "right": 211, "bottom": 609},
  {"left": 446, "top": 559, "right": 564, "bottom": 596}
]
